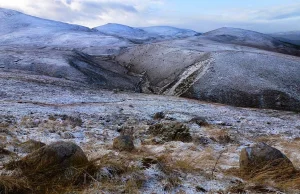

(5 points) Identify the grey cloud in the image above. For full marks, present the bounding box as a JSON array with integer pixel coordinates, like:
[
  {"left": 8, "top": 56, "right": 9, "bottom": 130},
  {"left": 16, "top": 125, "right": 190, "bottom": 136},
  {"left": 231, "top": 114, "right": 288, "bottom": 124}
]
[
  {"left": 250, "top": 4, "right": 300, "bottom": 21},
  {"left": 269, "top": 11, "right": 300, "bottom": 20},
  {"left": 27, "top": 0, "right": 139, "bottom": 26}
]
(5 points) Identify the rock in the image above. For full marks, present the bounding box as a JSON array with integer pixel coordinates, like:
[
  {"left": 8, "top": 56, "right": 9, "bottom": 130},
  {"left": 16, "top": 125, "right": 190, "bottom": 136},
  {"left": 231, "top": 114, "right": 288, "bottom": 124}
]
[
  {"left": 240, "top": 143, "right": 295, "bottom": 178},
  {"left": 193, "top": 136, "right": 212, "bottom": 145},
  {"left": 190, "top": 116, "right": 209, "bottom": 126},
  {"left": 217, "top": 134, "right": 234, "bottom": 144},
  {"left": 13, "top": 141, "right": 88, "bottom": 181},
  {"left": 142, "top": 157, "right": 158, "bottom": 168},
  {"left": 0, "top": 147, "right": 13, "bottom": 160},
  {"left": 61, "top": 132, "right": 75, "bottom": 139},
  {"left": 0, "top": 147, "right": 11, "bottom": 155},
  {"left": 195, "top": 185, "right": 207, "bottom": 192},
  {"left": 113, "top": 135, "right": 135, "bottom": 151},
  {"left": 18, "top": 139, "right": 45, "bottom": 153},
  {"left": 153, "top": 112, "right": 165, "bottom": 120},
  {"left": 148, "top": 122, "right": 192, "bottom": 142},
  {"left": 60, "top": 115, "right": 83, "bottom": 128}
]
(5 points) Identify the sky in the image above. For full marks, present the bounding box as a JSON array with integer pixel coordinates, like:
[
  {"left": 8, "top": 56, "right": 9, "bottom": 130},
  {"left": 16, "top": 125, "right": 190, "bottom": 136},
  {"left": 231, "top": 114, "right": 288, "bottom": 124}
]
[{"left": 0, "top": 0, "right": 300, "bottom": 33}]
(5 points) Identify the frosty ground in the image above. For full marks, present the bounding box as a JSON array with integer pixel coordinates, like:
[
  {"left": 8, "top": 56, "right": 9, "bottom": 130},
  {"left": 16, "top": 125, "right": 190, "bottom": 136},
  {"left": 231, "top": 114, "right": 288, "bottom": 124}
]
[{"left": 1, "top": 75, "right": 300, "bottom": 193}]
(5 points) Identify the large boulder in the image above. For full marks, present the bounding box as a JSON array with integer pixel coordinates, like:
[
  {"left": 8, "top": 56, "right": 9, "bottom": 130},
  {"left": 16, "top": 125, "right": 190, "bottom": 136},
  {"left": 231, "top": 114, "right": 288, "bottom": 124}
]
[
  {"left": 11, "top": 141, "right": 88, "bottom": 182},
  {"left": 239, "top": 143, "right": 295, "bottom": 179}
]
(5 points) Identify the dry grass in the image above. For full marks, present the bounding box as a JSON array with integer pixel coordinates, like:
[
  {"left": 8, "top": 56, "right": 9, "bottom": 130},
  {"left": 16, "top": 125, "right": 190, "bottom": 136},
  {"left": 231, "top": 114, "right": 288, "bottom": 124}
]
[
  {"left": 202, "top": 126, "right": 235, "bottom": 144},
  {"left": 225, "top": 161, "right": 300, "bottom": 193},
  {"left": 0, "top": 176, "right": 31, "bottom": 194}
]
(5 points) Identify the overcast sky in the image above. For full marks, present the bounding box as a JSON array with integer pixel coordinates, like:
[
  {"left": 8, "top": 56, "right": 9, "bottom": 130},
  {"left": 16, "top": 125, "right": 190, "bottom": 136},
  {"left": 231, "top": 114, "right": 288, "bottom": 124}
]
[{"left": 1, "top": 0, "right": 300, "bottom": 33}]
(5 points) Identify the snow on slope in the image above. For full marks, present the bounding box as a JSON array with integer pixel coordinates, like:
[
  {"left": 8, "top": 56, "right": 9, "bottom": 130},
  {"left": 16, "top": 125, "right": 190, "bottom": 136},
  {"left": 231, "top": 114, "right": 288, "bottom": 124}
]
[
  {"left": 141, "top": 26, "right": 198, "bottom": 38},
  {"left": 0, "top": 8, "right": 140, "bottom": 90},
  {"left": 0, "top": 8, "right": 131, "bottom": 55},
  {"left": 0, "top": 7, "right": 90, "bottom": 34},
  {"left": 203, "top": 27, "right": 282, "bottom": 47},
  {"left": 94, "top": 23, "right": 199, "bottom": 42},
  {"left": 270, "top": 31, "right": 300, "bottom": 46},
  {"left": 94, "top": 23, "right": 152, "bottom": 41},
  {"left": 116, "top": 33, "right": 300, "bottom": 112}
]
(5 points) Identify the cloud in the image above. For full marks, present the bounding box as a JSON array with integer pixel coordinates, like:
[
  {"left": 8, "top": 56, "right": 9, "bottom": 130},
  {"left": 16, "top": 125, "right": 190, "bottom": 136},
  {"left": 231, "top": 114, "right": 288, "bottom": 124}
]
[
  {"left": 0, "top": 0, "right": 299, "bottom": 32},
  {"left": 0, "top": 0, "right": 162, "bottom": 27}
]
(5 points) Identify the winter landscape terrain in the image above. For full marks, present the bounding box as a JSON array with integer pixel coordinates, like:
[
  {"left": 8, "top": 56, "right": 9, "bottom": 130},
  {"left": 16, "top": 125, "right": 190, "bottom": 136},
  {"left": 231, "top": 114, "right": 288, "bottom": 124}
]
[{"left": 0, "top": 7, "right": 300, "bottom": 194}]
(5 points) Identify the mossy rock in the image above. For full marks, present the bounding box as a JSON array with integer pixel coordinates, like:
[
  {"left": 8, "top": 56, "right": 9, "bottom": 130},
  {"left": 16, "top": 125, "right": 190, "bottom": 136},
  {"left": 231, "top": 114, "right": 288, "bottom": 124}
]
[
  {"left": 148, "top": 122, "right": 192, "bottom": 142},
  {"left": 12, "top": 141, "right": 88, "bottom": 183},
  {"left": 240, "top": 143, "right": 295, "bottom": 179},
  {"left": 113, "top": 135, "right": 135, "bottom": 152}
]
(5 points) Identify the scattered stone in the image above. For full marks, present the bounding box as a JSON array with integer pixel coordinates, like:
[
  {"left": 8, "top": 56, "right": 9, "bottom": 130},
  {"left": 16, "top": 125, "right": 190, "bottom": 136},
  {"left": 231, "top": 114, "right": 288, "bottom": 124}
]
[
  {"left": 61, "top": 132, "right": 75, "bottom": 139},
  {"left": 153, "top": 112, "right": 165, "bottom": 120},
  {"left": 190, "top": 116, "right": 209, "bottom": 126},
  {"left": 193, "top": 136, "right": 212, "bottom": 145},
  {"left": 142, "top": 157, "right": 158, "bottom": 168},
  {"left": 218, "top": 134, "right": 234, "bottom": 144},
  {"left": 19, "top": 139, "right": 45, "bottom": 153},
  {"left": 0, "top": 147, "right": 12, "bottom": 157},
  {"left": 61, "top": 115, "right": 83, "bottom": 128},
  {"left": 113, "top": 135, "right": 135, "bottom": 151},
  {"left": 195, "top": 185, "right": 207, "bottom": 192},
  {"left": 240, "top": 143, "right": 295, "bottom": 178},
  {"left": 148, "top": 122, "right": 192, "bottom": 142}
]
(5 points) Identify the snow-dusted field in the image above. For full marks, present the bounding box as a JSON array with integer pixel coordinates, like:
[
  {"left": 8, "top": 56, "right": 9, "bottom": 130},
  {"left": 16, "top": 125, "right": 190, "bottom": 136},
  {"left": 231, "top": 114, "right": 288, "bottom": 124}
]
[{"left": 1, "top": 74, "right": 300, "bottom": 193}]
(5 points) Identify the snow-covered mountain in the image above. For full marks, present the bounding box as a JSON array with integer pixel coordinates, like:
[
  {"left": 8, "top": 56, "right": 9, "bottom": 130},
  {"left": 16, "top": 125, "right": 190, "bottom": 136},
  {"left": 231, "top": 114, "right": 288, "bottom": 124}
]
[
  {"left": 270, "top": 31, "right": 300, "bottom": 46},
  {"left": 93, "top": 23, "right": 198, "bottom": 42},
  {"left": 203, "top": 27, "right": 300, "bottom": 56},
  {"left": 141, "top": 26, "right": 198, "bottom": 37},
  {"left": 93, "top": 23, "right": 151, "bottom": 42},
  {"left": 0, "top": 8, "right": 139, "bottom": 90},
  {"left": 0, "top": 8, "right": 131, "bottom": 55},
  {"left": 0, "top": 7, "right": 90, "bottom": 34}
]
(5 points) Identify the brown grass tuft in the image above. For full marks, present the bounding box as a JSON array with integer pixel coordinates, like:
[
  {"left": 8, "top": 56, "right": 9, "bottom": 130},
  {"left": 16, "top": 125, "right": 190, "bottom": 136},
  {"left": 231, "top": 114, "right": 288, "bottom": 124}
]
[{"left": 0, "top": 176, "right": 31, "bottom": 194}]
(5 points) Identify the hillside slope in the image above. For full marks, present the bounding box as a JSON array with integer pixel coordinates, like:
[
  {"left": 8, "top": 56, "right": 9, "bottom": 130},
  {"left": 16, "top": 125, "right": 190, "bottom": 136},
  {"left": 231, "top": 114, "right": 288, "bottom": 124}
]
[
  {"left": 270, "top": 31, "right": 300, "bottom": 46},
  {"left": 116, "top": 32, "right": 300, "bottom": 111},
  {"left": 0, "top": 8, "right": 131, "bottom": 55},
  {"left": 203, "top": 27, "right": 300, "bottom": 56}
]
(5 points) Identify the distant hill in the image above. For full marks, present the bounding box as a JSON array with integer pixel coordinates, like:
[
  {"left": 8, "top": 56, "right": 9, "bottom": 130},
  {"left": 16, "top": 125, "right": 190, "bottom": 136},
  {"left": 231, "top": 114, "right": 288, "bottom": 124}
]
[
  {"left": 202, "top": 27, "right": 300, "bottom": 56},
  {"left": 270, "top": 31, "right": 300, "bottom": 46},
  {"left": 93, "top": 23, "right": 198, "bottom": 43}
]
